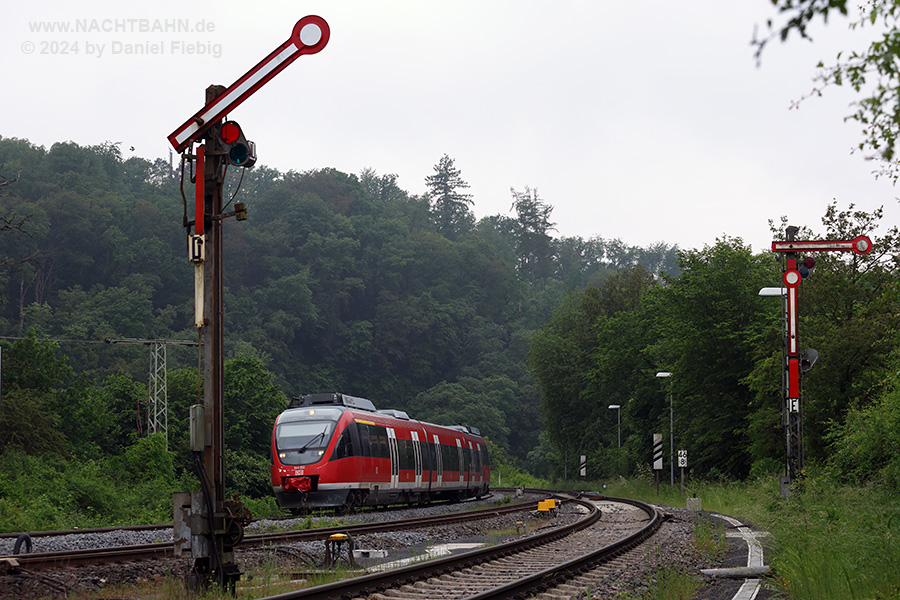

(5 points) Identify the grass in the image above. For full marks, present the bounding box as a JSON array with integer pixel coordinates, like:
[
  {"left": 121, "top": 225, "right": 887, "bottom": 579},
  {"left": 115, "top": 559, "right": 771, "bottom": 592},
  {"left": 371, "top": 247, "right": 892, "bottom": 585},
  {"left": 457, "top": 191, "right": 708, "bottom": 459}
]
[
  {"left": 692, "top": 513, "right": 727, "bottom": 560},
  {"left": 589, "top": 470, "right": 900, "bottom": 600},
  {"left": 610, "top": 565, "right": 700, "bottom": 600},
  {"left": 64, "top": 551, "right": 364, "bottom": 599}
]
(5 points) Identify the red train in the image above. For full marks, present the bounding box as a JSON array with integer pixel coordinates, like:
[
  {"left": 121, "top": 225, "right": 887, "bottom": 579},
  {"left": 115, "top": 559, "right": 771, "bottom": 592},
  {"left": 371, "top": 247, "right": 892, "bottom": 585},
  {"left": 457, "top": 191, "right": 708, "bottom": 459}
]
[{"left": 270, "top": 393, "right": 491, "bottom": 512}]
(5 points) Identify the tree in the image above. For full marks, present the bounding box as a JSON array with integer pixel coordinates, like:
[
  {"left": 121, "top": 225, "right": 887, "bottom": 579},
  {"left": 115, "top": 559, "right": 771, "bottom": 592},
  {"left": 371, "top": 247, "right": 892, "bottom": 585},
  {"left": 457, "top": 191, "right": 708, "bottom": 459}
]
[
  {"left": 0, "top": 331, "right": 72, "bottom": 455},
  {"left": 223, "top": 355, "right": 286, "bottom": 456},
  {"left": 757, "top": 1, "right": 900, "bottom": 177},
  {"left": 424, "top": 154, "right": 474, "bottom": 239},
  {"left": 0, "top": 165, "right": 37, "bottom": 297},
  {"left": 359, "top": 168, "right": 406, "bottom": 204},
  {"left": 509, "top": 186, "right": 556, "bottom": 283},
  {"left": 644, "top": 239, "right": 778, "bottom": 478}
]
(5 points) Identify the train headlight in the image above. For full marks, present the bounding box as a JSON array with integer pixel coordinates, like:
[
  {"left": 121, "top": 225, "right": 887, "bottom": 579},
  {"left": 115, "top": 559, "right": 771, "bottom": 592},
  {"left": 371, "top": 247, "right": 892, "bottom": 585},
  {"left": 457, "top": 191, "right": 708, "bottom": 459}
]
[{"left": 279, "top": 452, "right": 286, "bottom": 459}]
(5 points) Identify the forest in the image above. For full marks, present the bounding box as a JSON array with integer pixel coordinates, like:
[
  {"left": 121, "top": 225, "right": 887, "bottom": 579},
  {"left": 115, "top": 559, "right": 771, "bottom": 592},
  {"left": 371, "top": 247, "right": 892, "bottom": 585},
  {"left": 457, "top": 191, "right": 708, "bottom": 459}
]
[{"left": 1, "top": 135, "right": 899, "bottom": 530}]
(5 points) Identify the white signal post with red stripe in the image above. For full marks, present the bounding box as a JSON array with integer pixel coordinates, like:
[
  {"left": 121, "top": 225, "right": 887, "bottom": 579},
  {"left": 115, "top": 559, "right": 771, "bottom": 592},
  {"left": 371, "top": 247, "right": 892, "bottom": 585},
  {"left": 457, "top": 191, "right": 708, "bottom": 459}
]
[
  {"left": 770, "top": 230, "right": 872, "bottom": 488},
  {"left": 771, "top": 235, "right": 872, "bottom": 404}
]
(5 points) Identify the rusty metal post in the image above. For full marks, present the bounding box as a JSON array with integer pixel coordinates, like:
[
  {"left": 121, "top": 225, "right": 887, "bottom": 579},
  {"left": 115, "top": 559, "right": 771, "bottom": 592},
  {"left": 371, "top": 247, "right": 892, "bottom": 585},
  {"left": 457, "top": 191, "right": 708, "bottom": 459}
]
[{"left": 189, "top": 84, "right": 240, "bottom": 592}]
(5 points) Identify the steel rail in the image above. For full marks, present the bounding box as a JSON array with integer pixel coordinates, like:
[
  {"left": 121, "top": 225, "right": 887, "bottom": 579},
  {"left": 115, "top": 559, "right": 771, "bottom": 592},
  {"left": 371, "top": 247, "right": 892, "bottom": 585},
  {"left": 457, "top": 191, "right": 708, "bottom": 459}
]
[
  {"left": 463, "top": 496, "right": 661, "bottom": 600},
  {"left": 0, "top": 492, "right": 503, "bottom": 540},
  {"left": 252, "top": 493, "right": 600, "bottom": 600},
  {"left": 0, "top": 500, "right": 540, "bottom": 570}
]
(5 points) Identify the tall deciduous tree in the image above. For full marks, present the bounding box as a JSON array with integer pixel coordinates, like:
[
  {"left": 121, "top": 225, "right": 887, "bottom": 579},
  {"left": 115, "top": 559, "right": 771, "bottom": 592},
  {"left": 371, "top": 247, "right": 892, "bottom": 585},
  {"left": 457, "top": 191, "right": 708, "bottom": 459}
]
[
  {"left": 424, "top": 154, "right": 474, "bottom": 240},
  {"left": 359, "top": 168, "right": 406, "bottom": 204},
  {"left": 645, "top": 239, "right": 778, "bottom": 478}
]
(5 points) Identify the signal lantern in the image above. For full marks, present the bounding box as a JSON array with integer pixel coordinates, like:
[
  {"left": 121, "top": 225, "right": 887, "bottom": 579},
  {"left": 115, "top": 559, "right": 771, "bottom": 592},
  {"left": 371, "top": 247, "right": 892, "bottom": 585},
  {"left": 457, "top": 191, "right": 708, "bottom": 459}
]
[
  {"left": 799, "top": 348, "right": 819, "bottom": 372},
  {"left": 218, "top": 121, "right": 257, "bottom": 168},
  {"left": 798, "top": 256, "right": 816, "bottom": 279}
]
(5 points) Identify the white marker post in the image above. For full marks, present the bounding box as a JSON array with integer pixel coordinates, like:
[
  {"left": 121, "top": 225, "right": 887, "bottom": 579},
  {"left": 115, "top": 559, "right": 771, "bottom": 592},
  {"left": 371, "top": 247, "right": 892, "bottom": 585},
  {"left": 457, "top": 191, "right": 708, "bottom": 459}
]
[{"left": 653, "top": 433, "right": 663, "bottom": 495}]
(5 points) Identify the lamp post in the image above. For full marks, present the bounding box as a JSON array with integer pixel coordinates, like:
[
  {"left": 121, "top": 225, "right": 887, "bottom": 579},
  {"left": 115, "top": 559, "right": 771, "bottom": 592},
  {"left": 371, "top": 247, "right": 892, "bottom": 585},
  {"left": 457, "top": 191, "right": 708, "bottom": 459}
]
[
  {"left": 656, "top": 372, "right": 674, "bottom": 485},
  {"left": 760, "top": 285, "right": 793, "bottom": 496},
  {"left": 608, "top": 404, "right": 621, "bottom": 448}
]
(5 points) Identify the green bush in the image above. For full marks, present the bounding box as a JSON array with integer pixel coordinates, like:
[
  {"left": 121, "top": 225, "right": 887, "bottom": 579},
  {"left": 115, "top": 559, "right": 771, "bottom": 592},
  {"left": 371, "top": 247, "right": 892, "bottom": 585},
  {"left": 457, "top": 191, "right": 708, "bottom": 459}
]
[
  {"left": 827, "top": 386, "right": 900, "bottom": 486},
  {"left": 225, "top": 449, "right": 272, "bottom": 498},
  {"left": 123, "top": 433, "right": 175, "bottom": 482}
]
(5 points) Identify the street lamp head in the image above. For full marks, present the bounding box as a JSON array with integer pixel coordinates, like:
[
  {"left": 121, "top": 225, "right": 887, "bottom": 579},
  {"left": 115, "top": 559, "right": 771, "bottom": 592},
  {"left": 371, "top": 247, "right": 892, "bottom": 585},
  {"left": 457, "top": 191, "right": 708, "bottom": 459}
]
[
  {"left": 656, "top": 372, "right": 672, "bottom": 378},
  {"left": 759, "top": 287, "right": 786, "bottom": 297},
  {"left": 608, "top": 404, "right": 620, "bottom": 410}
]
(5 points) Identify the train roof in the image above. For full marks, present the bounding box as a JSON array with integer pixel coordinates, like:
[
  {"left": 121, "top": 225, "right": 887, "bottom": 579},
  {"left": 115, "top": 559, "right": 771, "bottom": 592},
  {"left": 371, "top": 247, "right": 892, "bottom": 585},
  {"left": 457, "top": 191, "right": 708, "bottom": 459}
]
[
  {"left": 285, "top": 392, "right": 482, "bottom": 438},
  {"left": 288, "top": 393, "right": 376, "bottom": 412}
]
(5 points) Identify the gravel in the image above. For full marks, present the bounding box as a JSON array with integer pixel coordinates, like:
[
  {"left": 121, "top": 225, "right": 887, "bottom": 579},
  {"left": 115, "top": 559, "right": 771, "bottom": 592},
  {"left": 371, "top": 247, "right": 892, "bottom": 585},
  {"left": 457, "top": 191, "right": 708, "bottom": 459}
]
[
  {"left": 0, "top": 493, "right": 723, "bottom": 599},
  {"left": 0, "top": 491, "right": 532, "bottom": 556}
]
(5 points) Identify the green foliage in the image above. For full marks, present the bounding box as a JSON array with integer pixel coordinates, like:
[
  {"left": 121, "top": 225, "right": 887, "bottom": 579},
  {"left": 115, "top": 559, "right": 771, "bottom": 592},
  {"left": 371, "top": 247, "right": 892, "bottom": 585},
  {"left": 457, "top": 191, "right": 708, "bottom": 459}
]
[
  {"left": 1, "top": 329, "right": 73, "bottom": 392},
  {"left": 223, "top": 354, "right": 286, "bottom": 456},
  {"left": 0, "top": 387, "right": 67, "bottom": 456},
  {"left": 485, "top": 438, "right": 548, "bottom": 488},
  {"left": 424, "top": 154, "right": 474, "bottom": 239},
  {"left": 764, "top": 471, "right": 900, "bottom": 600},
  {"left": 826, "top": 366, "right": 900, "bottom": 485},
  {"left": 123, "top": 433, "right": 174, "bottom": 482},
  {"left": 0, "top": 444, "right": 178, "bottom": 532},
  {"left": 0, "top": 139, "right": 681, "bottom": 497},
  {"left": 645, "top": 239, "right": 778, "bottom": 478},
  {"left": 225, "top": 449, "right": 272, "bottom": 499},
  {"left": 409, "top": 376, "right": 516, "bottom": 452},
  {"left": 758, "top": 1, "right": 900, "bottom": 180}
]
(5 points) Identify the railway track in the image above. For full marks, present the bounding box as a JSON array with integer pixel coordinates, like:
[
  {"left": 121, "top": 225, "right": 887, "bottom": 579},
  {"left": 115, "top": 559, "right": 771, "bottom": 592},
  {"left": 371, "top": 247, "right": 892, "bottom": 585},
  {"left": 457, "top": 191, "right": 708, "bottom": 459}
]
[
  {"left": 0, "top": 493, "right": 487, "bottom": 542},
  {"left": 2, "top": 491, "right": 670, "bottom": 600},
  {"left": 252, "top": 494, "right": 662, "bottom": 600},
  {"left": 0, "top": 498, "right": 542, "bottom": 571}
]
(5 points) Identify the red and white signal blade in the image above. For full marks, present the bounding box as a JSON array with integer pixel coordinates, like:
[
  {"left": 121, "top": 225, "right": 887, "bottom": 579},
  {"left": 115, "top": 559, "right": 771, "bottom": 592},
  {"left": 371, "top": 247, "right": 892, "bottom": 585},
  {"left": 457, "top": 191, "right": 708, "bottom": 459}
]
[
  {"left": 771, "top": 235, "right": 873, "bottom": 255},
  {"left": 168, "top": 15, "right": 329, "bottom": 153}
]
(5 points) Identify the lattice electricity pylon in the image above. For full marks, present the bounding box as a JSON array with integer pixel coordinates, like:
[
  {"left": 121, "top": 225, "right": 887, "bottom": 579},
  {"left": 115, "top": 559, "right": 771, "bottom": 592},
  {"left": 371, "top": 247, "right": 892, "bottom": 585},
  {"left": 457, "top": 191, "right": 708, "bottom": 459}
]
[
  {"left": 149, "top": 341, "right": 168, "bottom": 439},
  {"left": 104, "top": 337, "right": 199, "bottom": 446}
]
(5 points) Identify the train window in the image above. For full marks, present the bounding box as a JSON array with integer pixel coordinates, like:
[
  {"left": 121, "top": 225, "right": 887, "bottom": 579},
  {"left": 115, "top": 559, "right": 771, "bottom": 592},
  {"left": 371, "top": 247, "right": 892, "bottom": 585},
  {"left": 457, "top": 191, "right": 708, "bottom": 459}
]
[
  {"left": 356, "top": 423, "right": 371, "bottom": 457},
  {"left": 370, "top": 426, "right": 389, "bottom": 459},
  {"left": 441, "top": 443, "right": 458, "bottom": 471},
  {"left": 397, "top": 438, "right": 415, "bottom": 470},
  {"left": 276, "top": 421, "right": 334, "bottom": 448},
  {"left": 355, "top": 423, "right": 390, "bottom": 459},
  {"left": 331, "top": 428, "right": 354, "bottom": 460},
  {"left": 275, "top": 421, "right": 336, "bottom": 466}
]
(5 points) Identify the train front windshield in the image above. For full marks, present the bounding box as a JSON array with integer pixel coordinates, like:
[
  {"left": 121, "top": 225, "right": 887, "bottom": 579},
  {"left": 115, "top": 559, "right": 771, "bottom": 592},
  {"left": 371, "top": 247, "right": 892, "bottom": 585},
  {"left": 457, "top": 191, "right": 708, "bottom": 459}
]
[{"left": 276, "top": 415, "right": 339, "bottom": 466}]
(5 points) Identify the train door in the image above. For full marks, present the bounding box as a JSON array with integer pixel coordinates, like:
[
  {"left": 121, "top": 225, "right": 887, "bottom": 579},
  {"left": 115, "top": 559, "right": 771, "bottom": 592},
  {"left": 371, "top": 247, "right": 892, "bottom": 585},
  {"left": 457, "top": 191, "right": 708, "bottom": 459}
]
[
  {"left": 433, "top": 434, "right": 443, "bottom": 486},
  {"left": 411, "top": 431, "right": 423, "bottom": 487},
  {"left": 468, "top": 442, "right": 481, "bottom": 487},
  {"left": 474, "top": 442, "right": 482, "bottom": 483},
  {"left": 387, "top": 428, "right": 399, "bottom": 489},
  {"left": 456, "top": 438, "right": 464, "bottom": 484}
]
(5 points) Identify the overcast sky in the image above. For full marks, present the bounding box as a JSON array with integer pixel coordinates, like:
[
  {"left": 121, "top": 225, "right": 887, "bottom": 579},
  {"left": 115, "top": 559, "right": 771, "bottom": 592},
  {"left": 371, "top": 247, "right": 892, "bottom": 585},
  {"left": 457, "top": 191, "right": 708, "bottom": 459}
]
[{"left": 4, "top": 1, "right": 898, "bottom": 253}]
